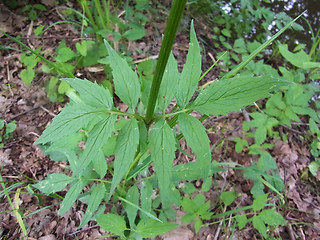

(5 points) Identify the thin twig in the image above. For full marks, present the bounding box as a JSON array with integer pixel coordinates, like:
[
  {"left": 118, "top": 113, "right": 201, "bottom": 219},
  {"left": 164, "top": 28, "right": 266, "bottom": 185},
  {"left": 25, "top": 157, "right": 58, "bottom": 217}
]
[
  {"left": 68, "top": 224, "right": 99, "bottom": 236},
  {"left": 7, "top": 106, "right": 41, "bottom": 121},
  {"left": 299, "top": 227, "right": 306, "bottom": 240},
  {"left": 26, "top": 20, "right": 34, "bottom": 50},
  {"left": 286, "top": 224, "right": 296, "bottom": 240},
  {"left": 7, "top": 103, "right": 52, "bottom": 121},
  {"left": 132, "top": 55, "right": 159, "bottom": 64},
  {"left": 241, "top": 108, "right": 255, "bottom": 133},
  {"left": 280, "top": 124, "right": 304, "bottom": 135},
  {"left": 291, "top": 121, "right": 320, "bottom": 127},
  {"left": 40, "top": 105, "right": 56, "bottom": 117},
  {"left": 208, "top": 52, "right": 215, "bottom": 62}
]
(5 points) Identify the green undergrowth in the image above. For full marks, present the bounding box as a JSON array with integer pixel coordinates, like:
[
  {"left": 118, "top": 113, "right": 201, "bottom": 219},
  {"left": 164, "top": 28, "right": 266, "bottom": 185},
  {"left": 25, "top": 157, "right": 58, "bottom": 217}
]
[
  {"left": 6, "top": 0, "right": 152, "bottom": 102},
  {"left": 1, "top": 0, "right": 319, "bottom": 239},
  {"left": 25, "top": 4, "right": 309, "bottom": 240},
  {"left": 0, "top": 119, "right": 17, "bottom": 148}
]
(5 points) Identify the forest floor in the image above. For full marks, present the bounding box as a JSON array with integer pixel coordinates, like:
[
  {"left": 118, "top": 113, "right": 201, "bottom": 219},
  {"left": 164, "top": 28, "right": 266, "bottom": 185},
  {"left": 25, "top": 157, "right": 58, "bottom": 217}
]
[{"left": 0, "top": 1, "right": 320, "bottom": 239}]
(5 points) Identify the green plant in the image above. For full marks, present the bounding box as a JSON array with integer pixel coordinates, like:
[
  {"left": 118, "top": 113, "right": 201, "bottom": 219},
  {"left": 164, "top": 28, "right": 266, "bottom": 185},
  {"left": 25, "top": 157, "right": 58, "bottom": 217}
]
[
  {"left": 22, "top": 3, "right": 47, "bottom": 21},
  {"left": 0, "top": 171, "right": 27, "bottom": 237},
  {"left": 76, "top": 0, "right": 149, "bottom": 42},
  {"left": 238, "top": 41, "right": 320, "bottom": 176},
  {"left": 9, "top": 2, "right": 302, "bottom": 239},
  {"left": 15, "top": 0, "right": 151, "bottom": 101},
  {"left": 187, "top": 0, "right": 303, "bottom": 49},
  {"left": 180, "top": 194, "right": 213, "bottom": 233},
  {"left": 236, "top": 193, "right": 286, "bottom": 238},
  {"left": 0, "top": 119, "right": 17, "bottom": 148},
  {"left": 20, "top": 50, "right": 41, "bottom": 86}
]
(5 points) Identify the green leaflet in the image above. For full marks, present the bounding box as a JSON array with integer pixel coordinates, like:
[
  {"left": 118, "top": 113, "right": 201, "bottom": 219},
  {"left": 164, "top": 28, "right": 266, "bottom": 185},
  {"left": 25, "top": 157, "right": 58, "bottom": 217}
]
[
  {"left": 220, "top": 191, "right": 236, "bottom": 206},
  {"left": 35, "top": 103, "right": 105, "bottom": 144},
  {"left": 75, "top": 115, "right": 116, "bottom": 176},
  {"left": 176, "top": 21, "right": 201, "bottom": 107},
  {"left": 78, "top": 183, "right": 105, "bottom": 229},
  {"left": 119, "top": 196, "right": 162, "bottom": 222},
  {"left": 140, "top": 179, "right": 154, "bottom": 221},
  {"left": 137, "top": 59, "right": 154, "bottom": 108},
  {"left": 191, "top": 75, "right": 286, "bottom": 116},
  {"left": 252, "top": 215, "right": 268, "bottom": 238},
  {"left": 178, "top": 113, "right": 211, "bottom": 178},
  {"left": 20, "top": 68, "right": 35, "bottom": 86},
  {"left": 125, "top": 185, "right": 139, "bottom": 228},
  {"left": 259, "top": 209, "right": 286, "bottom": 226},
  {"left": 57, "top": 149, "right": 79, "bottom": 172},
  {"left": 96, "top": 213, "right": 126, "bottom": 238},
  {"left": 33, "top": 173, "right": 74, "bottom": 194},
  {"left": 157, "top": 51, "right": 179, "bottom": 111},
  {"left": 249, "top": 112, "right": 279, "bottom": 144},
  {"left": 104, "top": 40, "right": 141, "bottom": 110},
  {"left": 279, "top": 44, "right": 311, "bottom": 69},
  {"left": 136, "top": 219, "right": 178, "bottom": 238},
  {"left": 252, "top": 193, "right": 268, "bottom": 211},
  {"left": 138, "top": 121, "right": 148, "bottom": 152},
  {"left": 149, "top": 119, "right": 176, "bottom": 208},
  {"left": 92, "top": 150, "right": 108, "bottom": 178},
  {"left": 45, "top": 132, "right": 84, "bottom": 153},
  {"left": 237, "top": 215, "right": 248, "bottom": 230},
  {"left": 61, "top": 78, "right": 113, "bottom": 109},
  {"left": 108, "top": 119, "right": 139, "bottom": 200},
  {"left": 58, "top": 180, "right": 85, "bottom": 215}
]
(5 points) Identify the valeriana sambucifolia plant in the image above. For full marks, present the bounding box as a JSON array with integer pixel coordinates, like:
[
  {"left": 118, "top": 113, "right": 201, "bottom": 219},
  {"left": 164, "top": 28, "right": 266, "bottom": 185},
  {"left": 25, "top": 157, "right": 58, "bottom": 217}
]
[{"left": 30, "top": 0, "right": 304, "bottom": 238}]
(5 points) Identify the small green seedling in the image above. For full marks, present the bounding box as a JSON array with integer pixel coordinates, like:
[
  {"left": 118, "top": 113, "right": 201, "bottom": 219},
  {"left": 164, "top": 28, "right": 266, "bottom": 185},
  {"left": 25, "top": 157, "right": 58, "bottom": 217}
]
[
  {"left": 22, "top": 4, "right": 47, "bottom": 21},
  {"left": 0, "top": 119, "right": 17, "bottom": 148}
]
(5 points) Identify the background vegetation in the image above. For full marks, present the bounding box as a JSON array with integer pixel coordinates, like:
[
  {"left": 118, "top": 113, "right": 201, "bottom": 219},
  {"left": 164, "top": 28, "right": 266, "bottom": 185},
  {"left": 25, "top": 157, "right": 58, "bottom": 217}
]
[{"left": 0, "top": 0, "right": 319, "bottom": 239}]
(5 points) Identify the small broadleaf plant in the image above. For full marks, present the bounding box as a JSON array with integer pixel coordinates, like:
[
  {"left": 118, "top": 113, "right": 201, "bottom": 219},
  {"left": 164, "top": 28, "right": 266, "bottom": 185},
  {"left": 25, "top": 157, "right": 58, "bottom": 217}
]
[{"left": 32, "top": 4, "right": 291, "bottom": 239}]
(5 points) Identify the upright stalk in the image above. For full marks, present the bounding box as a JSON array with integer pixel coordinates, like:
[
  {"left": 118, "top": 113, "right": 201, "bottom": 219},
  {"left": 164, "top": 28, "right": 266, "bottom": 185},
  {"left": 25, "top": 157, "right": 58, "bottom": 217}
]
[
  {"left": 144, "top": 0, "right": 187, "bottom": 126},
  {"left": 80, "top": 0, "right": 99, "bottom": 33},
  {"left": 94, "top": 0, "right": 107, "bottom": 30}
]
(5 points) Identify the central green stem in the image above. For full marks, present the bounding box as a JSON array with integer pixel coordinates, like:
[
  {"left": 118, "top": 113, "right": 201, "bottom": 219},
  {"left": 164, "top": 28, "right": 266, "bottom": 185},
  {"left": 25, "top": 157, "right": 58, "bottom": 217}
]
[{"left": 144, "top": 0, "right": 187, "bottom": 126}]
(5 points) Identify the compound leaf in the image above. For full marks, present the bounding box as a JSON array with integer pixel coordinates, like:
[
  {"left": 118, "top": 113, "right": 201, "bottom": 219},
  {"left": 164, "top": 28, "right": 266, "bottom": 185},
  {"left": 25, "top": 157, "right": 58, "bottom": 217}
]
[
  {"left": 104, "top": 40, "right": 140, "bottom": 110},
  {"left": 109, "top": 119, "right": 139, "bottom": 200},
  {"left": 58, "top": 180, "right": 85, "bottom": 215},
  {"left": 62, "top": 78, "right": 113, "bottom": 109},
  {"left": 149, "top": 119, "right": 176, "bottom": 208},
  {"left": 35, "top": 103, "right": 105, "bottom": 144},
  {"left": 178, "top": 113, "right": 211, "bottom": 178},
  {"left": 191, "top": 75, "right": 286, "bottom": 116},
  {"left": 78, "top": 183, "right": 106, "bottom": 229},
  {"left": 176, "top": 21, "right": 201, "bottom": 107},
  {"left": 75, "top": 115, "right": 116, "bottom": 176},
  {"left": 136, "top": 219, "right": 178, "bottom": 238},
  {"left": 33, "top": 173, "right": 74, "bottom": 194},
  {"left": 96, "top": 213, "right": 126, "bottom": 238}
]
